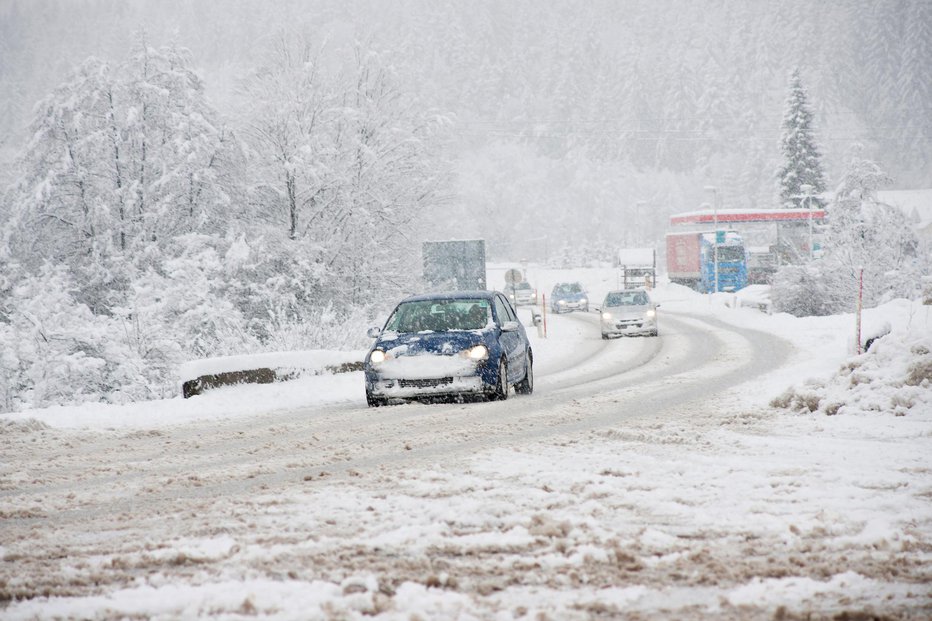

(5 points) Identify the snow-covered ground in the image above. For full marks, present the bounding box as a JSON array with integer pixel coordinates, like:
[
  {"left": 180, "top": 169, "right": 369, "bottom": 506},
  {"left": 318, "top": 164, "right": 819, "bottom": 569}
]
[{"left": 2, "top": 268, "right": 930, "bottom": 619}]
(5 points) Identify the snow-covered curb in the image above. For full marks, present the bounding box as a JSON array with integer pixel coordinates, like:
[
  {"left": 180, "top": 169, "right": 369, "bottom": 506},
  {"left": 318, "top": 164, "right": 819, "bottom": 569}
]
[{"left": 178, "top": 350, "right": 366, "bottom": 382}]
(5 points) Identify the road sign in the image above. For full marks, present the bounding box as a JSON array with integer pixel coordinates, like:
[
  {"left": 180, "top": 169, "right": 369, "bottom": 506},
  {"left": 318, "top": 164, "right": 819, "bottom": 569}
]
[{"left": 504, "top": 268, "right": 523, "bottom": 285}]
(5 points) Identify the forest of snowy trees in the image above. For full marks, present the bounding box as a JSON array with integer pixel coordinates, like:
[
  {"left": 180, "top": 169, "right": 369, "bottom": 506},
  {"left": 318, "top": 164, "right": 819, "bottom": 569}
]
[
  {"left": 2, "top": 1, "right": 930, "bottom": 241},
  {"left": 0, "top": 0, "right": 929, "bottom": 410},
  {"left": 0, "top": 31, "right": 448, "bottom": 410}
]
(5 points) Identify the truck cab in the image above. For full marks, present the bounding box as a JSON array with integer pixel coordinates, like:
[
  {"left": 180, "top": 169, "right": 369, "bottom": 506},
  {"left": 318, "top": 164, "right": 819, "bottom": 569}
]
[{"left": 699, "top": 231, "right": 748, "bottom": 292}]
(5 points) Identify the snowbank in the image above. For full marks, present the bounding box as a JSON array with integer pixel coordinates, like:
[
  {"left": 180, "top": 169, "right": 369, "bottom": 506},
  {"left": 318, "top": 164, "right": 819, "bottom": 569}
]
[
  {"left": 772, "top": 322, "right": 932, "bottom": 416},
  {"left": 654, "top": 285, "right": 932, "bottom": 418},
  {"left": 178, "top": 349, "right": 366, "bottom": 382}
]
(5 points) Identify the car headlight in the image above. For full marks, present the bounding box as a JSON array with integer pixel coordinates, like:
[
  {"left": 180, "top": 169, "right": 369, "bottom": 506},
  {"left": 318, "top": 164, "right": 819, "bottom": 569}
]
[
  {"left": 580, "top": 298, "right": 587, "bottom": 304},
  {"left": 464, "top": 344, "right": 489, "bottom": 360},
  {"left": 602, "top": 312, "right": 612, "bottom": 320},
  {"left": 558, "top": 300, "right": 567, "bottom": 305},
  {"left": 369, "top": 350, "right": 386, "bottom": 364},
  {"left": 645, "top": 309, "right": 656, "bottom": 319}
]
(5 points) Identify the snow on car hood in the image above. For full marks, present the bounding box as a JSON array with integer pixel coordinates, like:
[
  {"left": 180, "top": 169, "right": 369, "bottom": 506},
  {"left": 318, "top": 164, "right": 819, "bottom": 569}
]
[
  {"left": 605, "top": 304, "right": 651, "bottom": 318},
  {"left": 373, "top": 330, "right": 486, "bottom": 379}
]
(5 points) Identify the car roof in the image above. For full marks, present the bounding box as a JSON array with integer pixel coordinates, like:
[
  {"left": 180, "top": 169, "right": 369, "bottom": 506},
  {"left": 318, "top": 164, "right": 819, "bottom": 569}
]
[
  {"left": 606, "top": 288, "right": 648, "bottom": 294},
  {"left": 399, "top": 290, "right": 498, "bottom": 303}
]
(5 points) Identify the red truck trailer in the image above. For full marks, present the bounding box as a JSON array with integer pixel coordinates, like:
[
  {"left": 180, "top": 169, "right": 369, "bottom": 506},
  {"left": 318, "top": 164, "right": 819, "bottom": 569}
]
[
  {"left": 666, "top": 232, "right": 702, "bottom": 287},
  {"left": 666, "top": 230, "right": 748, "bottom": 292}
]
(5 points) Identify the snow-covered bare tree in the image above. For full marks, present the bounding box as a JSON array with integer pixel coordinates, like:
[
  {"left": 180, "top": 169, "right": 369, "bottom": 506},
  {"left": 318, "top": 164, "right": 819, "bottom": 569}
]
[
  {"left": 776, "top": 68, "right": 827, "bottom": 209},
  {"left": 240, "top": 35, "right": 449, "bottom": 306},
  {"left": 320, "top": 44, "right": 449, "bottom": 305},
  {"left": 822, "top": 152, "right": 925, "bottom": 307},
  {"left": 6, "top": 35, "right": 238, "bottom": 312},
  {"left": 239, "top": 32, "right": 335, "bottom": 242},
  {"left": 119, "top": 33, "right": 238, "bottom": 251}
]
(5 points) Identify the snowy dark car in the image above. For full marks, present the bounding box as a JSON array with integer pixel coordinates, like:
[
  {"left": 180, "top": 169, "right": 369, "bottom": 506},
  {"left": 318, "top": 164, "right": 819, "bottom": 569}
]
[
  {"left": 550, "top": 282, "right": 589, "bottom": 313},
  {"left": 364, "top": 291, "right": 533, "bottom": 406},
  {"left": 598, "top": 288, "right": 659, "bottom": 338}
]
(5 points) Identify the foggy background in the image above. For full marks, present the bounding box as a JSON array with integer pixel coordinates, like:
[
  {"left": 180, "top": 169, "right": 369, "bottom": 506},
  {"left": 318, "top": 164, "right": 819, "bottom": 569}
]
[{"left": 2, "top": 0, "right": 929, "bottom": 261}]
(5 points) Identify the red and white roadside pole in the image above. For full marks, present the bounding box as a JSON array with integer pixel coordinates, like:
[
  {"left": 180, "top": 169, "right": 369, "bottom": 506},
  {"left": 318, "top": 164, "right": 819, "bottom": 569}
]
[
  {"left": 541, "top": 293, "right": 548, "bottom": 338},
  {"left": 856, "top": 266, "right": 864, "bottom": 355}
]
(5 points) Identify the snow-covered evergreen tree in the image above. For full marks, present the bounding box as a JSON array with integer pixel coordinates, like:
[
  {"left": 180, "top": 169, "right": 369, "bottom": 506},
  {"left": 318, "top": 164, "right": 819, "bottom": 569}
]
[{"left": 776, "top": 68, "right": 827, "bottom": 209}]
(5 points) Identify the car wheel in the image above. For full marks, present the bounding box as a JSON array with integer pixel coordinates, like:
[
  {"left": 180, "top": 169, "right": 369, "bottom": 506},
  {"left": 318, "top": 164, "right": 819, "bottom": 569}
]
[
  {"left": 601, "top": 332, "right": 609, "bottom": 340},
  {"left": 651, "top": 329, "right": 659, "bottom": 337},
  {"left": 366, "top": 391, "right": 386, "bottom": 407},
  {"left": 515, "top": 354, "right": 533, "bottom": 395},
  {"left": 493, "top": 359, "right": 509, "bottom": 401}
]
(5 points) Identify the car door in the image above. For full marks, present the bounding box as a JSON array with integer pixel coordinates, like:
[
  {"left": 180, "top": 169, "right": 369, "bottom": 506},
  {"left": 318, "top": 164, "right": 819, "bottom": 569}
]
[{"left": 493, "top": 294, "right": 525, "bottom": 383}]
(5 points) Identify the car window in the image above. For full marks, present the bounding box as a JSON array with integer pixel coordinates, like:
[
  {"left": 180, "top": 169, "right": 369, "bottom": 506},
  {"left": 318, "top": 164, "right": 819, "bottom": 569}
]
[
  {"left": 606, "top": 291, "right": 648, "bottom": 306},
  {"left": 493, "top": 295, "right": 516, "bottom": 324},
  {"left": 385, "top": 299, "right": 490, "bottom": 332},
  {"left": 504, "top": 297, "right": 518, "bottom": 321},
  {"left": 718, "top": 246, "right": 745, "bottom": 262}
]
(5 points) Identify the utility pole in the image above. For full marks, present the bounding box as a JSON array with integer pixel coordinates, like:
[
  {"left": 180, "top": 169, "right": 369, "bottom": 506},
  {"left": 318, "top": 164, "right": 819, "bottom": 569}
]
[{"left": 705, "top": 185, "right": 719, "bottom": 294}]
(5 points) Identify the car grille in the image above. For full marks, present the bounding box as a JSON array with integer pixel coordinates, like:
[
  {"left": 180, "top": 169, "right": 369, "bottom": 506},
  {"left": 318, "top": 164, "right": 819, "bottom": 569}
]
[
  {"left": 398, "top": 377, "right": 454, "bottom": 389},
  {"left": 617, "top": 319, "right": 642, "bottom": 328}
]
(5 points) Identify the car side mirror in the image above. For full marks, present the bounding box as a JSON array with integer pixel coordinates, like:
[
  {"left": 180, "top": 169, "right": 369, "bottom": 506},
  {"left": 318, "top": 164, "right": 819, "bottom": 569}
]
[
  {"left": 655, "top": 303, "right": 661, "bottom": 308},
  {"left": 366, "top": 326, "right": 381, "bottom": 339},
  {"left": 501, "top": 321, "right": 519, "bottom": 332}
]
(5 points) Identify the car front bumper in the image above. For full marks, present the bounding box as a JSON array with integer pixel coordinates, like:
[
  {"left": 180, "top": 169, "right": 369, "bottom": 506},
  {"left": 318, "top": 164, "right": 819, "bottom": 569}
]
[
  {"left": 602, "top": 317, "right": 656, "bottom": 336},
  {"left": 555, "top": 301, "right": 587, "bottom": 311},
  {"left": 367, "top": 374, "right": 488, "bottom": 400},
  {"left": 365, "top": 355, "right": 498, "bottom": 401}
]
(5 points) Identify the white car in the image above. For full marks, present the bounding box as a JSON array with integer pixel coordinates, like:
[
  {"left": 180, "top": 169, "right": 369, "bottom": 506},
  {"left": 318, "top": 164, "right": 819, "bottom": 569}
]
[
  {"left": 598, "top": 289, "right": 658, "bottom": 338},
  {"left": 506, "top": 282, "right": 537, "bottom": 306}
]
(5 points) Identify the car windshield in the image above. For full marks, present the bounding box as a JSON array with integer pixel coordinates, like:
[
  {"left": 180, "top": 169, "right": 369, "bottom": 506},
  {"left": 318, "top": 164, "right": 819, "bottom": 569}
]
[
  {"left": 605, "top": 291, "right": 649, "bottom": 306},
  {"left": 384, "top": 299, "right": 491, "bottom": 332},
  {"left": 717, "top": 246, "right": 745, "bottom": 262},
  {"left": 515, "top": 283, "right": 532, "bottom": 290},
  {"left": 555, "top": 283, "right": 582, "bottom": 294}
]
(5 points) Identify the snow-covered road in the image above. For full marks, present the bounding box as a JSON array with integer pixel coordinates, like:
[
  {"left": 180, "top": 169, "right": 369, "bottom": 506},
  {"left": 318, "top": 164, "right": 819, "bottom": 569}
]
[
  {"left": 1, "top": 311, "right": 784, "bottom": 513},
  {"left": 2, "top": 303, "right": 929, "bottom": 620}
]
